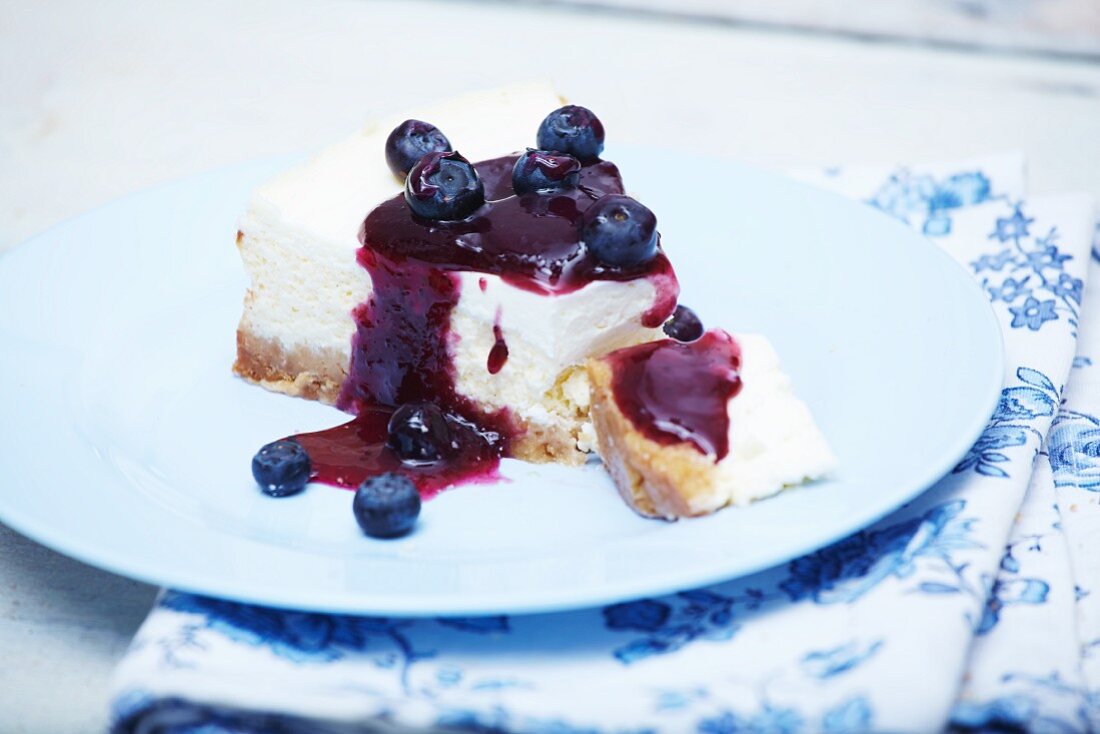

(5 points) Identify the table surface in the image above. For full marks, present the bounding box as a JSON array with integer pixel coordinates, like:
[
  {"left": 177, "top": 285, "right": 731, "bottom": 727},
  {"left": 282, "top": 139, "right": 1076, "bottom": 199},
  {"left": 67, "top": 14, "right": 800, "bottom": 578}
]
[
  {"left": 551, "top": 0, "right": 1100, "bottom": 57},
  {"left": 1, "top": 1, "right": 1098, "bottom": 731}
]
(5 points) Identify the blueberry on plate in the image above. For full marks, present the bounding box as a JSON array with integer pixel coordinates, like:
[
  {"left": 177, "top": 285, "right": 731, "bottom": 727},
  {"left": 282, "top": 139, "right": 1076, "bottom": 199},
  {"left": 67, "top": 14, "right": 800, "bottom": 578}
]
[
  {"left": 536, "top": 105, "right": 605, "bottom": 162},
  {"left": 405, "top": 150, "right": 485, "bottom": 220},
  {"left": 387, "top": 401, "right": 455, "bottom": 465},
  {"left": 580, "top": 194, "right": 658, "bottom": 268},
  {"left": 512, "top": 149, "right": 581, "bottom": 195},
  {"left": 663, "top": 305, "right": 704, "bottom": 342},
  {"left": 385, "top": 119, "right": 452, "bottom": 178},
  {"left": 251, "top": 439, "right": 311, "bottom": 497},
  {"left": 354, "top": 473, "right": 421, "bottom": 538}
]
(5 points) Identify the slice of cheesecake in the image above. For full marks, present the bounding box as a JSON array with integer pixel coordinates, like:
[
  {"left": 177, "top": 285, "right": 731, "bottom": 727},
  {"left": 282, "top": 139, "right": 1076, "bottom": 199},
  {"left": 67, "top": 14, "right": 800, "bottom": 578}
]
[
  {"left": 234, "top": 84, "right": 678, "bottom": 465},
  {"left": 235, "top": 84, "right": 565, "bottom": 404},
  {"left": 588, "top": 329, "right": 835, "bottom": 518}
]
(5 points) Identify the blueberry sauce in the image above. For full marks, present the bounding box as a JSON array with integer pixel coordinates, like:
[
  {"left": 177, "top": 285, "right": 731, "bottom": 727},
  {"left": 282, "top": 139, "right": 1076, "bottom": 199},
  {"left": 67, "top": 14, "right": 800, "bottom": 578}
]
[
  {"left": 487, "top": 312, "right": 509, "bottom": 375},
  {"left": 292, "top": 408, "right": 502, "bottom": 499},
  {"left": 294, "top": 153, "right": 678, "bottom": 496},
  {"left": 296, "top": 244, "right": 514, "bottom": 495},
  {"left": 607, "top": 330, "right": 742, "bottom": 460},
  {"left": 355, "top": 154, "right": 678, "bottom": 324}
]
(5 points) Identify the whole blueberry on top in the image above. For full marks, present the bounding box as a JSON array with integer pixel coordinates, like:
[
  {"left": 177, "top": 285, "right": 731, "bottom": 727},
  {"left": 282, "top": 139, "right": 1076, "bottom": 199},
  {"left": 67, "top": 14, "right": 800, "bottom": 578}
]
[
  {"left": 663, "top": 305, "right": 704, "bottom": 342},
  {"left": 404, "top": 150, "right": 485, "bottom": 221},
  {"left": 512, "top": 149, "right": 582, "bottom": 195},
  {"left": 579, "top": 194, "right": 658, "bottom": 269},
  {"left": 353, "top": 473, "right": 421, "bottom": 539},
  {"left": 387, "top": 401, "right": 455, "bottom": 465},
  {"left": 251, "top": 439, "right": 311, "bottom": 497},
  {"left": 536, "top": 105, "right": 605, "bottom": 162},
  {"left": 385, "top": 119, "right": 452, "bottom": 178}
]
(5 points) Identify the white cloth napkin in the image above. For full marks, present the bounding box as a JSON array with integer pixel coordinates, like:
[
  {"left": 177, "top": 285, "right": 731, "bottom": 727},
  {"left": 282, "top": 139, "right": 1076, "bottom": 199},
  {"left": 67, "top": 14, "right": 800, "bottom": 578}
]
[
  {"left": 110, "top": 156, "right": 1099, "bottom": 734},
  {"left": 950, "top": 225, "right": 1100, "bottom": 733}
]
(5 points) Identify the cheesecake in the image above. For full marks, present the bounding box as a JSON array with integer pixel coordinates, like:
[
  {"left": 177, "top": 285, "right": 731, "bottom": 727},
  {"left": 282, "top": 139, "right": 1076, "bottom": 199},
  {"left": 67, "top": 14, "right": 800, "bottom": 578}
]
[
  {"left": 237, "top": 85, "right": 833, "bottom": 519},
  {"left": 588, "top": 329, "right": 836, "bottom": 519},
  {"left": 234, "top": 83, "right": 678, "bottom": 472}
]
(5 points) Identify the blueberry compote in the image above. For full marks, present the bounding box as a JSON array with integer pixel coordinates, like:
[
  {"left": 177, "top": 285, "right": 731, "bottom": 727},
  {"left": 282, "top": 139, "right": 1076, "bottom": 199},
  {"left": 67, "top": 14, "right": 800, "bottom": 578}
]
[
  {"left": 607, "top": 330, "right": 742, "bottom": 460},
  {"left": 292, "top": 153, "right": 678, "bottom": 496},
  {"left": 487, "top": 312, "right": 509, "bottom": 375},
  {"left": 292, "top": 408, "right": 501, "bottom": 499}
]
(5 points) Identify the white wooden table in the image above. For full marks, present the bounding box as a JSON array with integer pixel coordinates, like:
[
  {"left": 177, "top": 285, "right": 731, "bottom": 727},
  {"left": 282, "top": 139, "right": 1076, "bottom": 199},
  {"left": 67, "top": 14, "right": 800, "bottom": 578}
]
[{"left": 1, "top": 1, "right": 1098, "bottom": 731}]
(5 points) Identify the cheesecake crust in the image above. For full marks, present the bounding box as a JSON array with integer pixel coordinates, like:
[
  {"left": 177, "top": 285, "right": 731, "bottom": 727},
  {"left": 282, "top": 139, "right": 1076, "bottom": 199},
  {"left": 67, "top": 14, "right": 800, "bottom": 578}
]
[
  {"left": 511, "top": 422, "right": 587, "bottom": 467},
  {"left": 233, "top": 327, "right": 347, "bottom": 404},
  {"left": 587, "top": 358, "right": 726, "bottom": 519},
  {"left": 235, "top": 326, "right": 589, "bottom": 466}
]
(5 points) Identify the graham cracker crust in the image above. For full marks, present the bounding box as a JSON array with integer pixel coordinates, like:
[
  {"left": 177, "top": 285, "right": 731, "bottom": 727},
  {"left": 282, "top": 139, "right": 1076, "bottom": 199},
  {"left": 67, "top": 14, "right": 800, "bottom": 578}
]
[
  {"left": 587, "top": 357, "right": 723, "bottom": 519},
  {"left": 234, "top": 326, "right": 589, "bottom": 466},
  {"left": 233, "top": 327, "right": 347, "bottom": 404}
]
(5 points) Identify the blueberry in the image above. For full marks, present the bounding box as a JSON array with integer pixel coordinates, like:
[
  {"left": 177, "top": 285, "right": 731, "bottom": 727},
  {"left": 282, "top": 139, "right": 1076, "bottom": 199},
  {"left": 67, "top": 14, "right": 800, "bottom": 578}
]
[
  {"left": 663, "top": 305, "right": 704, "bottom": 342},
  {"left": 251, "top": 439, "right": 311, "bottom": 497},
  {"left": 511, "top": 149, "right": 581, "bottom": 195},
  {"left": 536, "top": 105, "right": 605, "bottom": 162},
  {"left": 385, "top": 119, "right": 452, "bottom": 178},
  {"left": 353, "top": 473, "right": 421, "bottom": 538},
  {"left": 404, "top": 150, "right": 485, "bottom": 220},
  {"left": 387, "top": 401, "right": 455, "bottom": 465},
  {"left": 580, "top": 194, "right": 658, "bottom": 268}
]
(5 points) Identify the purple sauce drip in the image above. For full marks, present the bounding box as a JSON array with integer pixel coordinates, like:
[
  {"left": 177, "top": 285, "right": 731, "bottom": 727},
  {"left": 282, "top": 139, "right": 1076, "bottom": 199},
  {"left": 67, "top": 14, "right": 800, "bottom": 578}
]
[
  {"left": 487, "top": 313, "right": 509, "bottom": 375},
  {"left": 607, "top": 330, "right": 742, "bottom": 460},
  {"left": 292, "top": 408, "right": 502, "bottom": 499}
]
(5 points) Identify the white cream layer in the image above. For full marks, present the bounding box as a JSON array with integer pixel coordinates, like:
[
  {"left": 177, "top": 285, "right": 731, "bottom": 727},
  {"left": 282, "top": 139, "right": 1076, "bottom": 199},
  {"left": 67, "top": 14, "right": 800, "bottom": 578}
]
[
  {"left": 452, "top": 273, "right": 662, "bottom": 450},
  {"left": 716, "top": 333, "right": 836, "bottom": 508}
]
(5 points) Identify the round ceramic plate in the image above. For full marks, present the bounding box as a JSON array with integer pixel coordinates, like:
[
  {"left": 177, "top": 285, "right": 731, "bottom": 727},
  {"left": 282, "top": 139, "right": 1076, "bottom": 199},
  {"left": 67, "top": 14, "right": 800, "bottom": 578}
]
[{"left": 0, "top": 146, "right": 1003, "bottom": 616}]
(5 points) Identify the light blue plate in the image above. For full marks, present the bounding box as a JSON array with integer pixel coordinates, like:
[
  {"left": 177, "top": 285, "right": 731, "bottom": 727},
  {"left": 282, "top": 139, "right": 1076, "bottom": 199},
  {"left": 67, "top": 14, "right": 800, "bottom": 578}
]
[{"left": 0, "top": 147, "right": 1003, "bottom": 616}]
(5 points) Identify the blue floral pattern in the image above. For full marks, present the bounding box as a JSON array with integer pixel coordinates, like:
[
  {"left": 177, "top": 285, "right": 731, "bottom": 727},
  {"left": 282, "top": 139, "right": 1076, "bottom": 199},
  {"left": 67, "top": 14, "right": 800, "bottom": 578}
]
[
  {"left": 113, "top": 694, "right": 362, "bottom": 734},
  {"left": 976, "top": 532, "right": 1052, "bottom": 636},
  {"left": 697, "top": 704, "right": 804, "bottom": 734},
  {"left": 820, "top": 698, "right": 874, "bottom": 733},
  {"left": 954, "top": 367, "right": 1058, "bottom": 478},
  {"left": 604, "top": 499, "right": 983, "bottom": 663},
  {"left": 972, "top": 206, "right": 1080, "bottom": 334},
  {"left": 950, "top": 672, "right": 1095, "bottom": 733},
  {"left": 695, "top": 697, "right": 874, "bottom": 734},
  {"left": 866, "top": 169, "right": 993, "bottom": 236},
  {"left": 154, "top": 592, "right": 516, "bottom": 697},
  {"left": 1049, "top": 409, "right": 1100, "bottom": 491},
  {"left": 975, "top": 578, "right": 1049, "bottom": 635},
  {"left": 160, "top": 592, "right": 411, "bottom": 664},
  {"left": 603, "top": 590, "right": 744, "bottom": 664},
  {"left": 801, "top": 640, "right": 884, "bottom": 679},
  {"left": 779, "top": 500, "right": 981, "bottom": 605}
]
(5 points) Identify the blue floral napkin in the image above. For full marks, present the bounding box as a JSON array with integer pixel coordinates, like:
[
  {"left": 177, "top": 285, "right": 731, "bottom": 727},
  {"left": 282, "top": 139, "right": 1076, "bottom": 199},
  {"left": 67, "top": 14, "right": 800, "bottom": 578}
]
[
  {"left": 951, "top": 224, "right": 1100, "bottom": 733},
  {"left": 111, "top": 157, "right": 1098, "bottom": 734}
]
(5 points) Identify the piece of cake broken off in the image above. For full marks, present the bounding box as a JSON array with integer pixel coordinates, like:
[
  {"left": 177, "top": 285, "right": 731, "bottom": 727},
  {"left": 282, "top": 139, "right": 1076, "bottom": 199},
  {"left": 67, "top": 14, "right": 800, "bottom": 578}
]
[{"left": 588, "top": 330, "right": 835, "bottom": 519}]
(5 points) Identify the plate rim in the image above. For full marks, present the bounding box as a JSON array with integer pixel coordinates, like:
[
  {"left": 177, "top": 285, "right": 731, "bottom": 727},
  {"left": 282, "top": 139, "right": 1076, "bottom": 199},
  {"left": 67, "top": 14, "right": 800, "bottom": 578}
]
[{"left": 0, "top": 151, "right": 1005, "bottom": 616}]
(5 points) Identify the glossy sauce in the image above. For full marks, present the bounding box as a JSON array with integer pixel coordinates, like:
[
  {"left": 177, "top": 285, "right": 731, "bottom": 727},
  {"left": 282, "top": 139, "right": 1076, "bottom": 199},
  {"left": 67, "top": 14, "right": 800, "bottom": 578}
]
[
  {"left": 607, "top": 330, "right": 742, "bottom": 460},
  {"left": 293, "top": 408, "right": 503, "bottom": 499},
  {"left": 487, "top": 314, "right": 509, "bottom": 375},
  {"left": 355, "top": 154, "right": 677, "bottom": 322}
]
